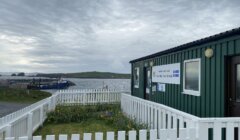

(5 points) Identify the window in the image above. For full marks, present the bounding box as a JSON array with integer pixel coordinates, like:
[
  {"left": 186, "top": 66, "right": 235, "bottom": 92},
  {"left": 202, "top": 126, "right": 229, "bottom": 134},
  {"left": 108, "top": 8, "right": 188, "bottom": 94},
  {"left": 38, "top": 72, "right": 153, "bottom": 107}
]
[
  {"left": 134, "top": 67, "right": 139, "bottom": 88},
  {"left": 183, "top": 58, "right": 201, "bottom": 96}
]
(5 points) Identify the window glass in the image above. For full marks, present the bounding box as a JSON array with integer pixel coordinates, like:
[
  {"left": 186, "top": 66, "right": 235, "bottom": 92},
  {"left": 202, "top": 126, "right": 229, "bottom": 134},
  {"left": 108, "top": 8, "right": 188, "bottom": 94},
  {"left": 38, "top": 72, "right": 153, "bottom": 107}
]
[
  {"left": 185, "top": 61, "right": 199, "bottom": 91},
  {"left": 237, "top": 65, "right": 240, "bottom": 101},
  {"left": 134, "top": 67, "right": 139, "bottom": 88}
]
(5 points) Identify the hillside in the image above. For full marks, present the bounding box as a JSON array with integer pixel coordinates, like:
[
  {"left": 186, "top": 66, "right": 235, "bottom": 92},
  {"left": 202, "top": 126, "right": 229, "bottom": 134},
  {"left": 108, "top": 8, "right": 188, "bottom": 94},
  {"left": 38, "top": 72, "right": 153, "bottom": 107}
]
[{"left": 36, "top": 71, "right": 131, "bottom": 79}]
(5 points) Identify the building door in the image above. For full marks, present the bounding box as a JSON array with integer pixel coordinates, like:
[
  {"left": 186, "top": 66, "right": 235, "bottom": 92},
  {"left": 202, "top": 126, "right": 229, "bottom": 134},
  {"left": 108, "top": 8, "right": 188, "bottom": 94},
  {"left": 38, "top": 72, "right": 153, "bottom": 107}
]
[
  {"left": 227, "top": 56, "right": 240, "bottom": 117},
  {"left": 144, "top": 67, "right": 151, "bottom": 100}
]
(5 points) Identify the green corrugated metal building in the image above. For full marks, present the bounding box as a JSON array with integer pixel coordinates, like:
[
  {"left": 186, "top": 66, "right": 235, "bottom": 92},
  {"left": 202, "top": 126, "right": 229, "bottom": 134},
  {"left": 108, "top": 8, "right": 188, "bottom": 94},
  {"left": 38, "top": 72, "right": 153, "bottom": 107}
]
[{"left": 130, "top": 27, "right": 240, "bottom": 118}]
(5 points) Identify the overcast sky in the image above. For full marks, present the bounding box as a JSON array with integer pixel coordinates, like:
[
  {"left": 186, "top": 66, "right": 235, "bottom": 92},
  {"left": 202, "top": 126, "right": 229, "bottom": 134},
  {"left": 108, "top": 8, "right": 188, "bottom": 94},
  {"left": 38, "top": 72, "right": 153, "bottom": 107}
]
[{"left": 0, "top": 0, "right": 239, "bottom": 73}]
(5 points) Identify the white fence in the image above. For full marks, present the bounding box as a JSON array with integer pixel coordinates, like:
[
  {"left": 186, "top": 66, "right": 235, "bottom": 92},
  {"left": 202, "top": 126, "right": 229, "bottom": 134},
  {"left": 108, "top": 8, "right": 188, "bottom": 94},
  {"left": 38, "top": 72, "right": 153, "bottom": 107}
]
[
  {"left": 5, "top": 129, "right": 197, "bottom": 140},
  {"left": 0, "top": 89, "right": 122, "bottom": 140},
  {"left": 57, "top": 89, "right": 121, "bottom": 105},
  {"left": 0, "top": 94, "right": 58, "bottom": 140},
  {"left": 121, "top": 94, "right": 199, "bottom": 139},
  {"left": 121, "top": 94, "right": 240, "bottom": 140},
  {"left": 2, "top": 89, "right": 240, "bottom": 140},
  {"left": 198, "top": 118, "right": 240, "bottom": 140}
]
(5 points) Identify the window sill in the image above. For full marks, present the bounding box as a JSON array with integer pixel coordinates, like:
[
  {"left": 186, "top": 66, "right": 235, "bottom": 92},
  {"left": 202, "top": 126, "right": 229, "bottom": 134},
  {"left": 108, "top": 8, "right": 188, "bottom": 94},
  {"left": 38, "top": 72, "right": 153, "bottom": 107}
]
[{"left": 182, "top": 91, "right": 200, "bottom": 96}]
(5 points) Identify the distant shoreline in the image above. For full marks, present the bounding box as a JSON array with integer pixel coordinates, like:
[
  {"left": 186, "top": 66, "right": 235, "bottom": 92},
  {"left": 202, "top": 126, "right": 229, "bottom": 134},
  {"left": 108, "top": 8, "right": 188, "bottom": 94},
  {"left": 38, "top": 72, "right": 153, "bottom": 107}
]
[
  {"left": 63, "top": 77, "right": 130, "bottom": 79},
  {"left": 36, "top": 71, "right": 131, "bottom": 79}
]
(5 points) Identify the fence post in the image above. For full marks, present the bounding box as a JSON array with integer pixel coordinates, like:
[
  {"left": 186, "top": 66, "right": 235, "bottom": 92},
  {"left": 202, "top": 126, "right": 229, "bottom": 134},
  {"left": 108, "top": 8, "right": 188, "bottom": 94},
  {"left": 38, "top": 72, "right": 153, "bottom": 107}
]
[
  {"left": 40, "top": 106, "right": 44, "bottom": 126},
  {"left": 198, "top": 122, "right": 208, "bottom": 140},
  {"left": 27, "top": 113, "right": 33, "bottom": 140},
  {"left": 150, "top": 130, "right": 157, "bottom": 140},
  {"left": 5, "top": 125, "right": 12, "bottom": 138},
  {"left": 107, "top": 90, "right": 110, "bottom": 104},
  {"left": 52, "top": 95, "right": 57, "bottom": 110},
  {"left": 0, "top": 118, "right": 2, "bottom": 126},
  {"left": 83, "top": 93, "right": 86, "bottom": 105},
  {"left": 48, "top": 98, "right": 52, "bottom": 112}
]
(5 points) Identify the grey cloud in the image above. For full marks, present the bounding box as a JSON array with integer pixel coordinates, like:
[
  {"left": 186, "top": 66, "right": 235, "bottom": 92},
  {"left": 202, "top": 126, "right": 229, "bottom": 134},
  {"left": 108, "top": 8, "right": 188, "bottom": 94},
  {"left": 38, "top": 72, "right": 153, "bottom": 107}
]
[{"left": 0, "top": 0, "right": 239, "bottom": 73}]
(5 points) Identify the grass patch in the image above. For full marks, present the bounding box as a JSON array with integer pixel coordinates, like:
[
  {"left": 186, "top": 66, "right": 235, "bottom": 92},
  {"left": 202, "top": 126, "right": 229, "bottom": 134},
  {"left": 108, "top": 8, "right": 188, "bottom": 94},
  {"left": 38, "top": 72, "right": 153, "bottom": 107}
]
[
  {"left": 0, "top": 87, "right": 51, "bottom": 103},
  {"left": 34, "top": 119, "right": 118, "bottom": 138},
  {"left": 34, "top": 104, "right": 147, "bottom": 138}
]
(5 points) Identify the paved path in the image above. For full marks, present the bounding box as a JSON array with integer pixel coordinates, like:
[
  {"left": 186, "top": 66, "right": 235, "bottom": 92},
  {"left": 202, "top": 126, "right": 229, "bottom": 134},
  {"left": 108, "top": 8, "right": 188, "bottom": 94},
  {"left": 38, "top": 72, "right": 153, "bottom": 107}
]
[{"left": 0, "top": 102, "right": 30, "bottom": 117}]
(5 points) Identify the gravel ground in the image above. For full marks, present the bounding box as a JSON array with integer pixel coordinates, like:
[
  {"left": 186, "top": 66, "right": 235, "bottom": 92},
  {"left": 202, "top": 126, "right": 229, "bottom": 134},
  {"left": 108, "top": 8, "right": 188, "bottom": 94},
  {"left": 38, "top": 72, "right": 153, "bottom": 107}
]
[{"left": 0, "top": 101, "right": 30, "bottom": 117}]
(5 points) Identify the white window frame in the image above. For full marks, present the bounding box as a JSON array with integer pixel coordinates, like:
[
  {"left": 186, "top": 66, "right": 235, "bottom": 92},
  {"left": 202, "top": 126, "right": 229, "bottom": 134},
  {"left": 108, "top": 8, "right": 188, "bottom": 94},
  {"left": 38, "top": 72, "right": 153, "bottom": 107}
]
[
  {"left": 134, "top": 67, "right": 139, "bottom": 88},
  {"left": 182, "top": 58, "right": 201, "bottom": 96}
]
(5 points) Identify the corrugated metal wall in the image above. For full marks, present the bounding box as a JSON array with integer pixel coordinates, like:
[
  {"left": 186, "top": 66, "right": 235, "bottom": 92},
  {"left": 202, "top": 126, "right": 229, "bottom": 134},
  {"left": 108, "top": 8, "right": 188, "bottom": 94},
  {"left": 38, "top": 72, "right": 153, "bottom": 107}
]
[{"left": 132, "top": 35, "right": 240, "bottom": 117}]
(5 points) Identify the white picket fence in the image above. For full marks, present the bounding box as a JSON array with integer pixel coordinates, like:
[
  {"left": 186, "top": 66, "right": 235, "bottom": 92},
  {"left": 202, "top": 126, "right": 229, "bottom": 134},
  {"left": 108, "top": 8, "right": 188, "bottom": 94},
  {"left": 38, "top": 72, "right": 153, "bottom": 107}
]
[
  {"left": 121, "top": 94, "right": 199, "bottom": 139},
  {"left": 2, "top": 89, "right": 240, "bottom": 140},
  {"left": 0, "top": 94, "right": 58, "bottom": 140},
  {"left": 121, "top": 94, "right": 240, "bottom": 140},
  {"left": 0, "top": 89, "right": 123, "bottom": 140},
  {"left": 198, "top": 118, "right": 240, "bottom": 140},
  {"left": 57, "top": 89, "right": 121, "bottom": 105},
  {"left": 5, "top": 129, "right": 197, "bottom": 140}
]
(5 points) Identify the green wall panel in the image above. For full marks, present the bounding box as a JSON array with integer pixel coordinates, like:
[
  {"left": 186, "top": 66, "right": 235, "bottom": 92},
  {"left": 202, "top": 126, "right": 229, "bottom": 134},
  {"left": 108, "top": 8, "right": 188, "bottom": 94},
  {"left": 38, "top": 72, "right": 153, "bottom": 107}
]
[{"left": 131, "top": 35, "right": 240, "bottom": 118}]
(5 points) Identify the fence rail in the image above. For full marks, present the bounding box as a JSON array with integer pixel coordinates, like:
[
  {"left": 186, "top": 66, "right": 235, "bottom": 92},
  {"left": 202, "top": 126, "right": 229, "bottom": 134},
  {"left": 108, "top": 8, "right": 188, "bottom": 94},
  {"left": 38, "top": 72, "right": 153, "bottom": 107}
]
[{"left": 6, "top": 129, "right": 198, "bottom": 140}]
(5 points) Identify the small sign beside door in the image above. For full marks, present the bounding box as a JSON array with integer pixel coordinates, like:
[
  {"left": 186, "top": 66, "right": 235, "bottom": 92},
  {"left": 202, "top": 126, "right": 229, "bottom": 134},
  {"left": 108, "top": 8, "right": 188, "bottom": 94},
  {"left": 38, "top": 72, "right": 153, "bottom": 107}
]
[
  {"left": 146, "top": 88, "right": 150, "bottom": 94},
  {"left": 157, "top": 83, "right": 166, "bottom": 92},
  {"left": 152, "top": 85, "right": 156, "bottom": 92}
]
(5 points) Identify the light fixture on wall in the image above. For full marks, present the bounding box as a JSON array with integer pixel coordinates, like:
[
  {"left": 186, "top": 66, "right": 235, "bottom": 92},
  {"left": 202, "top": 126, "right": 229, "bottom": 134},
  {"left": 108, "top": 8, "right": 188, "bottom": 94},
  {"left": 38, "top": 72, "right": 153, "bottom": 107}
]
[
  {"left": 205, "top": 48, "right": 214, "bottom": 58},
  {"left": 150, "top": 61, "right": 154, "bottom": 67}
]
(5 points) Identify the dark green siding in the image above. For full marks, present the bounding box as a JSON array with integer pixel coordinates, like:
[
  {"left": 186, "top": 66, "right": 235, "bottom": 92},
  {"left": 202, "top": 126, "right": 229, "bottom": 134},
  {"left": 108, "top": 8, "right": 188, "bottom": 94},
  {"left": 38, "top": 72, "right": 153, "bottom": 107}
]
[{"left": 131, "top": 35, "right": 240, "bottom": 117}]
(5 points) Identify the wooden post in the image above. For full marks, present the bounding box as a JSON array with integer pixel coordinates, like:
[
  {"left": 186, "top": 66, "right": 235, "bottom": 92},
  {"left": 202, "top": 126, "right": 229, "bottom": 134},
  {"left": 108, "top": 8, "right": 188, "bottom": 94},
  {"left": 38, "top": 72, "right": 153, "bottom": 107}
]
[
  {"left": 71, "top": 134, "right": 80, "bottom": 140},
  {"left": 106, "top": 132, "right": 114, "bottom": 140},
  {"left": 107, "top": 90, "right": 110, "bottom": 104},
  {"left": 95, "top": 132, "right": 103, "bottom": 140},
  {"left": 0, "top": 118, "right": 2, "bottom": 126},
  {"left": 118, "top": 131, "right": 125, "bottom": 140},
  {"left": 150, "top": 130, "right": 157, "bottom": 140},
  {"left": 5, "top": 125, "right": 12, "bottom": 138},
  {"left": 27, "top": 113, "right": 33, "bottom": 140},
  {"left": 83, "top": 93, "right": 86, "bottom": 105},
  {"left": 5, "top": 137, "right": 15, "bottom": 140},
  {"left": 83, "top": 133, "right": 91, "bottom": 140},
  {"left": 139, "top": 130, "right": 147, "bottom": 140},
  {"left": 40, "top": 106, "right": 44, "bottom": 126},
  {"left": 198, "top": 122, "right": 208, "bottom": 140},
  {"left": 19, "top": 136, "right": 28, "bottom": 140},
  {"left": 129, "top": 131, "right": 136, "bottom": 140},
  {"left": 52, "top": 95, "right": 57, "bottom": 110}
]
